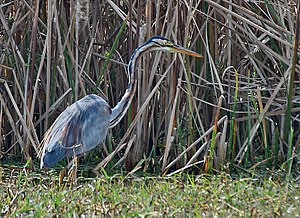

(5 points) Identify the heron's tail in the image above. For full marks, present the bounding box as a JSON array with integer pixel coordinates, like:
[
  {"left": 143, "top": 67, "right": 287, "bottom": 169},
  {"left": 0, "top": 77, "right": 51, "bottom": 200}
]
[{"left": 41, "top": 146, "right": 66, "bottom": 168}]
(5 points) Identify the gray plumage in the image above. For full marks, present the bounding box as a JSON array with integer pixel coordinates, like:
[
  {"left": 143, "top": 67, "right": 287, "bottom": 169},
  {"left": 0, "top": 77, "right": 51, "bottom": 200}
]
[{"left": 41, "top": 94, "right": 110, "bottom": 168}]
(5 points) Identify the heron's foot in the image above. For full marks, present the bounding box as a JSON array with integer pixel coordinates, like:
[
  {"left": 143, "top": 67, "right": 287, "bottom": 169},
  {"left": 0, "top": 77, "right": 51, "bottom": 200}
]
[
  {"left": 58, "top": 157, "right": 78, "bottom": 188},
  {"left": 66, "top": 156, "right": 78, "bottom": 187},
  {"left": 59, "top": 168, "right": 67, "bottom": 187}
]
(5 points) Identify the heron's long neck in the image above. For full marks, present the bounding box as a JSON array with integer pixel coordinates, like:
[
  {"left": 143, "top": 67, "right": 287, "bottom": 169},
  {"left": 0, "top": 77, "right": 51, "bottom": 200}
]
[{"left": 109, "top": 43, "right": 152, "bottom": 128}]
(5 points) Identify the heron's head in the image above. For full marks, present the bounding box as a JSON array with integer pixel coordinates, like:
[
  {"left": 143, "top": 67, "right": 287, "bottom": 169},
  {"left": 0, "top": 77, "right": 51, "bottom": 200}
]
[{"left": 145, "top": 36, "right": 202, "bottom": 58}]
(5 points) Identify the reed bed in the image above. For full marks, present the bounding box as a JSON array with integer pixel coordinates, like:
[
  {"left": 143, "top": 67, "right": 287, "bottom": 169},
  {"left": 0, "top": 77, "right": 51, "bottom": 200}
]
[{"left": 0, "top": 0, "right": 299, "bottom": 176}]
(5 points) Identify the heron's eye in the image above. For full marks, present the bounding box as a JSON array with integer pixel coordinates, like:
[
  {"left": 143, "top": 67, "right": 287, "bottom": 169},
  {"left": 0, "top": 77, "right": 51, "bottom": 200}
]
[{"left": 165, "top": 41, "right": 173, "bottom": 47}]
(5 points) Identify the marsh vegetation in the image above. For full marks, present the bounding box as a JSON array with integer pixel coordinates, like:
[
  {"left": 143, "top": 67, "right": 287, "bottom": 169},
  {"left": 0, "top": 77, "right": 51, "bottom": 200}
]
[{"left": 0, "top": 0, "right": 300, "bottom": 216}]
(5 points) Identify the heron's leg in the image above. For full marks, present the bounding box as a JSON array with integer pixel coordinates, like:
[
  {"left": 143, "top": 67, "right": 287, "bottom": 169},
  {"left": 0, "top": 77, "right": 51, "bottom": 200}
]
[
  {"left": 58, "top": 144, "right": 82, "bottom": 187},
  {"left": 58, "top": 159, "right": 74, "bottom": 187},
  {"left": 69, "top": 156, "right": 78, "bottom": 186},
  {"left": 59, "top": 168, "right": 67, "bottom": 187},
  {"left": 69, "top": 144, "right": 81, "bottom": 186}
]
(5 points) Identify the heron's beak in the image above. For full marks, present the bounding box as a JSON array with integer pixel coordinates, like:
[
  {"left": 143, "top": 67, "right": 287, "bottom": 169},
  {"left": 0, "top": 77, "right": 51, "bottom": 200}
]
[{"left": 172, "top": 45, "right": 203, "bottom": 58}]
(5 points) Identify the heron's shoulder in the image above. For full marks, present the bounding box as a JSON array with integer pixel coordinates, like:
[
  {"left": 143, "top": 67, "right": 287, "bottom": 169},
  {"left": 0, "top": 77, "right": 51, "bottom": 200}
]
[
  {"left": 76, "top": 94, "right": 111, "bottom": 114},
  {"left": 80, "top": 94, "right": 108, "bottom": 103},
  {"left": 76, "top": 94, "right": 108, "bottom": 107}
]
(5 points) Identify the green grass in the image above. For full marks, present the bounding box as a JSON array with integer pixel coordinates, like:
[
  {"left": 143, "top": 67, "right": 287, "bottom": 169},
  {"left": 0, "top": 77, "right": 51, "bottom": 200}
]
[{"left": 0, "top": 167, "right": 299, "bottom": 217}]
